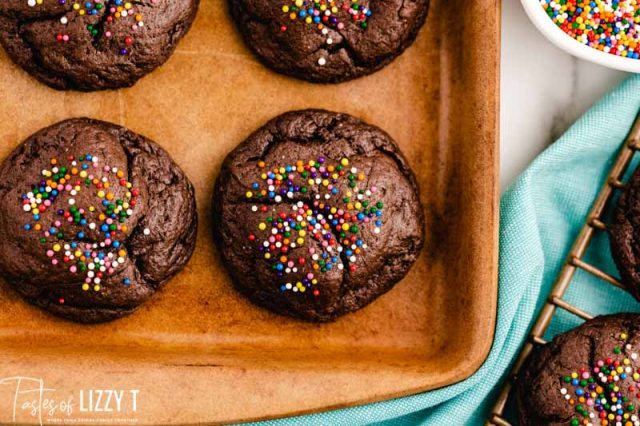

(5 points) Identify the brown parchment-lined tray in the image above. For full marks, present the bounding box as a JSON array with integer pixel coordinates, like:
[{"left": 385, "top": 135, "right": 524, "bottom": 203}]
[{"left": 0, "top": 0, "right": 500, "bottom": 424}]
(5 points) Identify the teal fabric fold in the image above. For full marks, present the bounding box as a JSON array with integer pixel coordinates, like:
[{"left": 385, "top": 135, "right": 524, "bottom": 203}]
[{"left": 255, "top": 76, "right": 640, "bottom": 426}]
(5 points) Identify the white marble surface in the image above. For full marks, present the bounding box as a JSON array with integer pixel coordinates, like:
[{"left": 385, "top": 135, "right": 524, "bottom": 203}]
[{"left": 500, "top": 1, "right": 630, "bottom": 190}]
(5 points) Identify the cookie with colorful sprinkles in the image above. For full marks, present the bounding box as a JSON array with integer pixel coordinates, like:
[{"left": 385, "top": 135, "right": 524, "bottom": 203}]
[
  {"left": 228, "top": 0, "right": 430, "bottom": 83},
  {"left": 0, "top": 0, "right": 199, "bottom": 91},
  {"left": 610, "top": 164, "right": 640, "bottom": 302},
  {"left": 516, "top": 314, "right": 640, "bottom": 426},
  {"left": 0, "top": 118, "right": 197, "bottom": 322},
  {"left": 212, "top": 109, "right": 424, "bottom": 321}
]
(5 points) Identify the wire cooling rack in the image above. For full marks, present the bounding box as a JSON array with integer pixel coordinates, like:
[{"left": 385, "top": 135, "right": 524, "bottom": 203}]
[{"left": 486, "top": 113, "right": 640, "bottom": 426}]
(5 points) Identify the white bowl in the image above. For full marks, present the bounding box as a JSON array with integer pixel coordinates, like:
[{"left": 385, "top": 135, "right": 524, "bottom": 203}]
[{"left": 521, "top": 0, "right": 640, "bottom": 73}]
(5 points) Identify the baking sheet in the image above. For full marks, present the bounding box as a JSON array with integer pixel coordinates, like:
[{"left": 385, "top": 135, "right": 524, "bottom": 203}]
[{"left": 0, "top": 0, "right": 500, "bottom": 423}]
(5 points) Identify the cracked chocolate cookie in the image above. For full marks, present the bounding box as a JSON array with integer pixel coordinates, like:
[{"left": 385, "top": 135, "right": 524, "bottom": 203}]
[
  {"left": 611, "top": 167, "right": 640, "bottom": 302},
  {"left": 0, "top": 118, "right": 197, "bottom": 323},
  {"left": 212, "top": 109, "right": 424, "bottom": 321},
  {"left": 0, "top": 0, "right": 199, "bottom": 91},
  {"left": 228, "top": 0, "right": 430, "bottom": 83},
  {"left": 516, "top": 314, "right": 640, "bottom": 426}
]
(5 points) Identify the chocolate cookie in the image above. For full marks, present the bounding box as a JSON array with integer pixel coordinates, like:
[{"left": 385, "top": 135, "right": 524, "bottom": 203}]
[
  {"left": 610, "top": 166, "right": 640, "bottom": 301},
  {"left": 212, "top": 109, "right": 424, "bottom": 322},
  {"left": 516, "top": 314, "right": 640, "bottom": 426},
  {"left": 0, "top": 118, "right": 197, "bottom": 323},
  {"left": 0, "top": 0, "right": 199, "bottom": 91},
  {"left": 229, "top": 0, "right": 430, "bottom": 83}
]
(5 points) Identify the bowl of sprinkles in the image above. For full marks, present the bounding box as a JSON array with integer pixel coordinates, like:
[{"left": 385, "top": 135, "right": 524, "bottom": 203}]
[{"left": 522, "top": 0, "right": 640, "bottom": 72}]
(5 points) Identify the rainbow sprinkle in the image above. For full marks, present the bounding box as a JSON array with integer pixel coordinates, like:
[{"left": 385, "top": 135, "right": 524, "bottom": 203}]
[
  {"left": 27, "top": 0, "right": 152, "bottom": 55},
  {"left": 280, "top": 0, "right": 373, "bottom": 65},
  {"left": 246, "top": 156, "right": 384, "bottom": 297},
  {"left": 20, "top": 154, "right": 145, "bottom": 302},
  {"left": 541, "top": 0, "right": 640, "bottom": 60},
  {"left": 559, "top": 332, "right": 640, "bottom": 425}
]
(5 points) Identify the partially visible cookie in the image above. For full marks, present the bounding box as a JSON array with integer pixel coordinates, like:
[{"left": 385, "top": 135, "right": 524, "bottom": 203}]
[
  {"left": 0, "top": 0, "right": 199, "bottom": 91},
  {"left": 516, "top": 314, "right": 640, "bottom": 426},
  {"left": 0, "top": 118, "right": 197, "bottom": 323},
  {"left": 610, "top": 165, "right": 640, "bottom": 301},
  {"left": 229, "top": 0, "right": 430, "bottom": 83},
  {"left": 212, "top": 109, "right": 425, "bottom": 322}
]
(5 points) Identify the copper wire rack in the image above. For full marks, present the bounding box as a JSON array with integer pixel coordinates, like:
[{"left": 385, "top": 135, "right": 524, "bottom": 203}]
[{"left": 486, "top": 113, "right": 640, "bottom": 426}]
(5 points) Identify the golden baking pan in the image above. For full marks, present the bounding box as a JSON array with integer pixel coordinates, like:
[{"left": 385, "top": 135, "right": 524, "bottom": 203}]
[{"left": 0, "top": 0, "right": 500, "bottom": 423}]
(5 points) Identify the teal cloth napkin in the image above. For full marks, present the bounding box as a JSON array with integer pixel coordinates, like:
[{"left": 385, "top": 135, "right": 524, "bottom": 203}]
[{"left": 255, "top": 76, "right": 640, "bottom": 426}]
